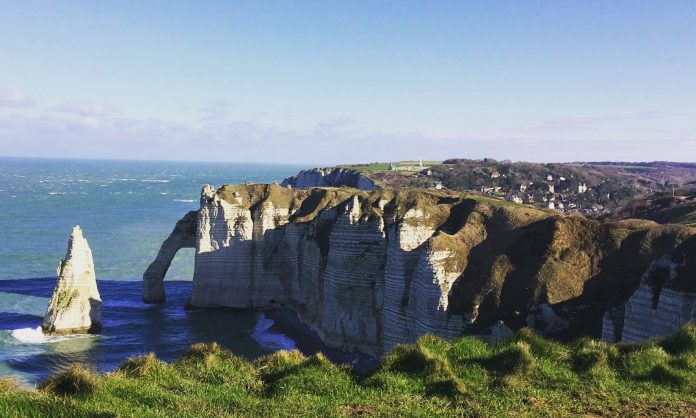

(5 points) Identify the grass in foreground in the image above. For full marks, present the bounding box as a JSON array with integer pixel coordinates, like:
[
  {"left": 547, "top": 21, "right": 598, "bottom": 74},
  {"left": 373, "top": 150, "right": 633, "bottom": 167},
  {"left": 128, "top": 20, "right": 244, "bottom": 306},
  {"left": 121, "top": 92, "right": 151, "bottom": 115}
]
[{"left": 1, "top": 325, "right": 695, "bottom": 417}]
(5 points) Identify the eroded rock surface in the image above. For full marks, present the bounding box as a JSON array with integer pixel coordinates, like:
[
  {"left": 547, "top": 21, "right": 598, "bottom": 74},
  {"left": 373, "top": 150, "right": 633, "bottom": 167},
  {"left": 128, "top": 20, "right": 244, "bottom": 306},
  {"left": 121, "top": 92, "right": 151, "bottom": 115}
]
[
  {"left": 42, "top": 226, "right": 101, "bottom": 335},
  {"left": 148, "top": 185, "right": 696, "bottom": 356},
  {"left": 281, "top": 168, "right": 375, "bottom": 190},
  {"left": 603, "top": 253, "right": 696, "bottom": 343},
  {"left": 143, "top": 210, "right": 197, "bottom": 302}
]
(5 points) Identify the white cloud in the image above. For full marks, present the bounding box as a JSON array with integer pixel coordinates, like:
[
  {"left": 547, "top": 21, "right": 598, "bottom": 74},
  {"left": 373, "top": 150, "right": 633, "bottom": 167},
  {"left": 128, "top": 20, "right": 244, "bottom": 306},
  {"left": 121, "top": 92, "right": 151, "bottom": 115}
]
[
  {"left": 0, "top": 88, "right": 34, "bottom": 108},
  {"left": 52, "top": 101, "right": 120, "bottom": 117},
  {"left": 198, "top": 100, "right": 235, "bottom": 122},
  {"left": 0, "top": 109, "right": 694, "bottom": 165}
]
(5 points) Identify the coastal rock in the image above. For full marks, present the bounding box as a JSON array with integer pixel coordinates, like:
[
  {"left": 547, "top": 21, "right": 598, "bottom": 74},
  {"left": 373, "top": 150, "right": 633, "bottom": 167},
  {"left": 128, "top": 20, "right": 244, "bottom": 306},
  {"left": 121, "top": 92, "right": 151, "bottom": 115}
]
[
  {"left": 143, "top": 210, "right": 197, "bottom": 303},
  {"left": 42, "top": 226, "right": 102, "bottom": 335},
  {"left": 281, "top": 168, "right": 375, "bottom": 190},
  {"left": 147, "top": 184, "right": 696, "bottom": 356},
  {"left": 603, "top": 254, "right": 696, "bottom": 343}
]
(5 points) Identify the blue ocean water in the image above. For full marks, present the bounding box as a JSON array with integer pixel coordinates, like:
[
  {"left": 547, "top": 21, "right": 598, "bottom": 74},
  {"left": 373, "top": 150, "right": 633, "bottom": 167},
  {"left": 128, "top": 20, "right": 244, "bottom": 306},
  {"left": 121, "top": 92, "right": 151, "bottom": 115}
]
[{"left": 0, "top": 158, "right": 377, "bottom": 386}]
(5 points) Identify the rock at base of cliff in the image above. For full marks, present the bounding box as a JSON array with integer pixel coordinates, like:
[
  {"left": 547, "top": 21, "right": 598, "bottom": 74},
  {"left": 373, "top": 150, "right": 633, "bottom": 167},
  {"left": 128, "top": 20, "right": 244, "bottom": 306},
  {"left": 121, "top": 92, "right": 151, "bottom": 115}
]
[{"left": 42, "top": 226, "right": 102, "bottom": 335}]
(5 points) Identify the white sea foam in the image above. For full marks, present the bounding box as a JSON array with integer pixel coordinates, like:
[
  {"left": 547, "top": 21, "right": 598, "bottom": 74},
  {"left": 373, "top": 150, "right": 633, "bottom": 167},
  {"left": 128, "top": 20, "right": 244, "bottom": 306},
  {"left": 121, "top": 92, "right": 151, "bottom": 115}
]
[
  {"left": 9, "top": 327, "right": 85, "bottom": 344},
  {"left": 48, "top": 192, "right": 66, "bottom": 195},
  {"left": 160, "top": 192, "right": 168, "bottom": 195},
  {"left": 173, "top": 199, "right": 195, "bottom": 203},
  {"left": 141, "top": 179, "right": 171, "bottom": 183},
  {"left": 252, "top": 313, "right": 296, "bottom": 351}
]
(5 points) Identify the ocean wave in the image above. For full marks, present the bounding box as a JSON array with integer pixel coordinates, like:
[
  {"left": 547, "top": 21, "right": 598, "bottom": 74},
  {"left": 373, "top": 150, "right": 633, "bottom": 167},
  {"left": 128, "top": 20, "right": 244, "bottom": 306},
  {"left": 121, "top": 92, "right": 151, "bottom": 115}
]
[
  {"left": 10, "top": 327, "right": 92, "bottom": 344},
  {"left": 48, "top": 192, "right": 66, "bottom": 195},
  {"left": 252, "top": 313, "right": 296, "bottom": 351},
  {"left": 160, "top": 192, "right": 168, "bottom": 195},
  {"left": 104, "top": 300, "right": 145, "bottom": 309},
  {"left": 141, "top": 180, "right": 171, "bottom": 183},
  {"left": 173, "top": 199, "right": 195, "bottom": 203}
]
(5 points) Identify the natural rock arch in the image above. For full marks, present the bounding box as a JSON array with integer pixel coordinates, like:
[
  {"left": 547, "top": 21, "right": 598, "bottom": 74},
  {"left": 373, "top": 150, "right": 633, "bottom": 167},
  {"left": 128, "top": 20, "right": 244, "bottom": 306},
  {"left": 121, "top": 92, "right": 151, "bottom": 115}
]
[{"left": 143, "top": 210, "right": 197, "bottom": 303}]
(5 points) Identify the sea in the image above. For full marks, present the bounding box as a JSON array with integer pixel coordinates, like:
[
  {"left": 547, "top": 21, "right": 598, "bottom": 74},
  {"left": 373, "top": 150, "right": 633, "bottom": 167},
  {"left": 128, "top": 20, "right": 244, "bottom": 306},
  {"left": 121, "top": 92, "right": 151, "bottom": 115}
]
[{"left": 0, "top": 157, "right": 375, "bottom": 387}]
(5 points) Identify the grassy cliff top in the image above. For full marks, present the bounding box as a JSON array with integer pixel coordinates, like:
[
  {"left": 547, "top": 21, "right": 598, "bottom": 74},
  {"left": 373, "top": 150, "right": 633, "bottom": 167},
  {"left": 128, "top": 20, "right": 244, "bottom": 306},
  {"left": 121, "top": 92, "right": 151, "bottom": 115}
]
[{"left": 2, "top": 325, "right": 695, "bottom": 417}]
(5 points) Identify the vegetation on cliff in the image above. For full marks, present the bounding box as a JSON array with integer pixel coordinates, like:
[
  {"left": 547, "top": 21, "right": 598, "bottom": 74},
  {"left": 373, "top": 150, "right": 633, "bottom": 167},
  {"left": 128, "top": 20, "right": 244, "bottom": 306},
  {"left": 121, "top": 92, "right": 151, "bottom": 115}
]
[
  {"left": 306, "top": 159, "right": 696, "bottom": 216},
  {"left": 1, "top": 325, "right": 695, "bottom": 417},
  {"left": 608, "top": 195, "right": 696, "bottom": 227}
]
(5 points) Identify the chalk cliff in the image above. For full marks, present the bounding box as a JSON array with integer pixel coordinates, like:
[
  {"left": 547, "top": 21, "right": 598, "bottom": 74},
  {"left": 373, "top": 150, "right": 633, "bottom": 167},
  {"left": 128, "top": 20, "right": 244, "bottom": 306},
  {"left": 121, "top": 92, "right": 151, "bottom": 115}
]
[
  {"left": 281, "top": 168, "right": 375, "bottom": 190},
  {"left": 143, "top": 210, "right": 197, "bottom": 303},
  {"left": 145, "top": 185, "right": 696, "bottom": 356},
  {"left": 602, "top": 240, "right": 696, "bottom": 343},
  {"left": 42, "top": 226, "right": 102, "bottom": 335}
]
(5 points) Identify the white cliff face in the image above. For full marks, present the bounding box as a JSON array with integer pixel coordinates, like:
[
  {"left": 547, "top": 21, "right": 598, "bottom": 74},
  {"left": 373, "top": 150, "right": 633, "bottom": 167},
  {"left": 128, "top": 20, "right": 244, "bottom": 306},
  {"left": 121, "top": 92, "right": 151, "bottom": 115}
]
[
  {"left": 603, "top": 257, "right": 696, "bottom": 343},
  {"left": 281, "top": 168, "right": 376, "bottom": 190},
  {"left": 42, "top": 226, "right": 101, "bottom": 335},
  {"left": 143, "top": 210, "right": 197, "bottom": 303},
  {"left": 146, "top": 184, "right": 696, "bottom": 357},
  {"left": 183, "top": 185, "right": 468, "bottom": 356}
]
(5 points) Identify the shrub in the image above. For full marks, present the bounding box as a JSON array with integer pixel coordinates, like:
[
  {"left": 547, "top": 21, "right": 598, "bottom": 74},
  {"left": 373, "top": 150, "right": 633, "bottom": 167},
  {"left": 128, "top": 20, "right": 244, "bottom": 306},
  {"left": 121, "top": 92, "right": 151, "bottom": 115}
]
[
  {"left": 619, "top": 344, "right": 670, "bottom": 378},
  {"left": 485, "top": 341, "right": 534, "bottom": 376},
  {"left": 659, "top": 323, "right": 696, "bottom": 355},
  {"left": 39, "top": 364, "right": 99, "bottom": 396},
  {"left": 0, "top": 377, "right": 17, "bottom": 392},
  {"left": 117, "top": 352, "right": 163, "bottom": 378}
]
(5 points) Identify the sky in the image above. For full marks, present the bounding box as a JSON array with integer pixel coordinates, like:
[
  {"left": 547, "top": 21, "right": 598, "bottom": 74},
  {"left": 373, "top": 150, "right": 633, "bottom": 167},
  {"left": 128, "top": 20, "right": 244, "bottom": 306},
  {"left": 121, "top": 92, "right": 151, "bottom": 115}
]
[{"left": 0, "top": 1, "right": 695, "bottom": 165}]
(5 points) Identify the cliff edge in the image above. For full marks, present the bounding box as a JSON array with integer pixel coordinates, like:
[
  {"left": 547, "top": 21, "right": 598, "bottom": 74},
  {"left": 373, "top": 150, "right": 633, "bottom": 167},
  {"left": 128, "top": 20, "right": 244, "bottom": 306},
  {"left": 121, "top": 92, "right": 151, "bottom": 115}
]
[{"left": 145, "top": 185, "right": 696, "bottom": 356}]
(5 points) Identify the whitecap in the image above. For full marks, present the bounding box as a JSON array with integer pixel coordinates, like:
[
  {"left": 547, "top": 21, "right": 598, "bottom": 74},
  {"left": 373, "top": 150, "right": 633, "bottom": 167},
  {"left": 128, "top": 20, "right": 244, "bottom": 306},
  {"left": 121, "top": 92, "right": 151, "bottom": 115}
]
[
  {"left": 173, "top": 199, "right": 195, "bottom": 203},
  {"left": 252, "top": 313, "right": 296, "bottom": 351},
  {"left": 48, "top": 192, "right": 66, "bottom": 196},
  {"left": 9, "top": 327, "right": 91, "bottom": 344},
  {"left": 141, "top": 179, "right": 171, "bottom": 183},
  {"left": 160, "top": 192, "right": 168, "bottom": 195}
]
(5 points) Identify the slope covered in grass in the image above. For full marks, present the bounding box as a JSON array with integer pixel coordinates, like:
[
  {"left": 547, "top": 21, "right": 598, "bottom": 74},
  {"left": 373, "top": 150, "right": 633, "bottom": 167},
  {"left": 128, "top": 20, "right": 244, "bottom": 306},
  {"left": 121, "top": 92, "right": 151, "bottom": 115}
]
[{"left": 1, "top": 325, "right": 695, "bottom": 417}]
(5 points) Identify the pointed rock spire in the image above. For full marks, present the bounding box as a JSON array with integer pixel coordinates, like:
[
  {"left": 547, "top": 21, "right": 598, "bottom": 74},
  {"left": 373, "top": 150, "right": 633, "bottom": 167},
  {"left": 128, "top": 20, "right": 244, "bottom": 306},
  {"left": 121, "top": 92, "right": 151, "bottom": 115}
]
[{"left": 42, "top": 226, "right": 102, "bottom": 335}]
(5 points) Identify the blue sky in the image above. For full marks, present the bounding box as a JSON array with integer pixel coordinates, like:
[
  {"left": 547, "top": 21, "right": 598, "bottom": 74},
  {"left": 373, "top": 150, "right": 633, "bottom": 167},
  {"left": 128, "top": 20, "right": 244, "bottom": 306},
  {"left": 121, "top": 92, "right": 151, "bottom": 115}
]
[{"left": 1, "top": 1, "right": 695, "bottom": 164}]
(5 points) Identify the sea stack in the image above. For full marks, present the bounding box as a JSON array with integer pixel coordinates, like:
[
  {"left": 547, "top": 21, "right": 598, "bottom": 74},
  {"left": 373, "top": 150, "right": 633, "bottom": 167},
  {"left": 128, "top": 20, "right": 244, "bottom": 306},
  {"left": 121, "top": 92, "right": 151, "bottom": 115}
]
[{"left": 42, "top": 226, "right": 102, "bottom": 335}]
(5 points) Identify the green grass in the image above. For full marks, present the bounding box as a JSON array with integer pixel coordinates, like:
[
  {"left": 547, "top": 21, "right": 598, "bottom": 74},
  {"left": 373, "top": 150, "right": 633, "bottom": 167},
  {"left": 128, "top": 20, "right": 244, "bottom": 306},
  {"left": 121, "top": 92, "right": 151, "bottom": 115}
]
[
  {"left": 338, "top": 161, "right": 441, "bottom": 173},
  {"left": 2, "top": 327, "right": 696, "bottom": 417}
]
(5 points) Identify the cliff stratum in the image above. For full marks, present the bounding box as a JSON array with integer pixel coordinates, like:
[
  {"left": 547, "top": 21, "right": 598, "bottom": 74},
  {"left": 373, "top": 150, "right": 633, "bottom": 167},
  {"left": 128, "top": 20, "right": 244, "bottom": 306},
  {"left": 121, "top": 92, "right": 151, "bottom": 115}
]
[
  {"left": 43, "top": 226, "right": 102, "bottom": 335},
  {"left": 281, "top": 168, "right": 375, "bottom": 190},
  {"left": 144, "top": 184, "right": 696, "bottom": 356}
]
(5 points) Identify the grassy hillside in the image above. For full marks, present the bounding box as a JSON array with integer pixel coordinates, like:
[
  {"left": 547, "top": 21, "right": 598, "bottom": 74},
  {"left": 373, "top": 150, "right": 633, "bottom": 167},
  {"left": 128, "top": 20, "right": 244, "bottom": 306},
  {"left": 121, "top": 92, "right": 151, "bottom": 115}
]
[
  {"left": 610, "top": 195, "right": 696, "bottom": 227},
  {"left": 2, "top": 326, "right": 695, "bottom": 417}
]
